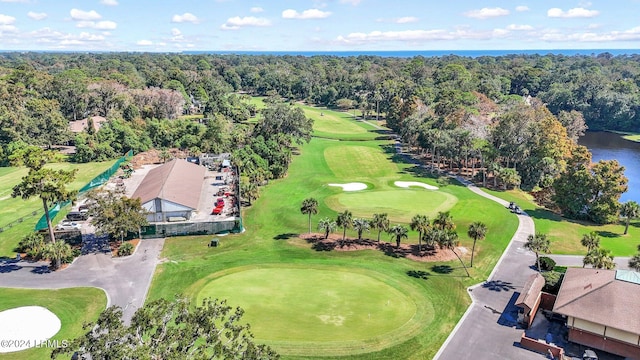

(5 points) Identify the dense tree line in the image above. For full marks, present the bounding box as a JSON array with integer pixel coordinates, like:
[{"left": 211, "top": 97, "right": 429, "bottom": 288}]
[{"left": 0, "top": 51, "right": 635, "bottom": 223}]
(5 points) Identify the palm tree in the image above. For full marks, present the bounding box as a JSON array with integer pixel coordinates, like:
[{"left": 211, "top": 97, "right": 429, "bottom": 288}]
[
  {"left": 410, "top": 214, "right": 430, "bottom": 252},
  {"left": 620, "top": 200, "right": 640, "bottom": 235},
  {"left": 524, "top": 232, "right": 551, "bottom": 272},
  {"left": 628, "top": 251, "right": 640, "bottom": 272},
  {"left": 43, "top": 240, "right": 72, "bottom": 270},
  {"left": 436, "top": 229, "right": 470, "bottom": 277},
  {"left": 352, "top": 218, "right": 370, "bottom": 240},
  {"left": 336, "top": 210, "right": 353, "bottom": 245},
  {"left": 583, "top": 247, "right": 615, "bottom": 269},
  {"left": 467, "top": 221, "right": 487, "bottom": 267},
  {"left": 317, "top": 217, "right": 337, "bottom": 240},
  {"left": 240, "top": 180, "right": 259, "bottom": 206},
  {"left": 433, "top": 211, "right": 455, "bottom": 231},
  {"left": 370, "top": 213, "right": 389, "bottom": 243},
  {"left": 388, "top": 225, "right": 408, "bottom": 248},
  {"left": 423, "top": 227, "right": 440, "bottom": 249},
  {"left": 300, "top": 198, "right": 318, "bottom": 234},
  {"left": 580, "top": 232, "right": 601, "bottom": 254}
]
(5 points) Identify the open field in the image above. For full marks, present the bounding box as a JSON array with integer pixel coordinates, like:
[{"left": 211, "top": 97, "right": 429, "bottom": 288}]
[
  {"left": 148, "top": 107, "right": 518, "bottom": 359},
  {"left": 0, "top": 287, "right": 106, "bottom": 360},
  {"left": 0, "top": 160, "right": 116, "bottom": 257},
  {"left": 483, "top": 188, "right": 640, "bottom": 256}
]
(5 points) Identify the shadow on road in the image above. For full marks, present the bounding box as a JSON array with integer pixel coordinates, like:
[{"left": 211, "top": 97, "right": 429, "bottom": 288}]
[
  {"left": 497, "top": 292, "right": 520, "bottom": 327},
  {"left": 31, "top": 265, "right": 51, "bottom": 274},
  {"left": 482, "top": 279, "right": 516, "bottom": 292}
]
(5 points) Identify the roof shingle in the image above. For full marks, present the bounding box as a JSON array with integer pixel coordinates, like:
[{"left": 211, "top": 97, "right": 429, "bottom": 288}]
[
  {"left": 132, "top": 159, "right": 205, "bottom": 210},
  {"left": 553, "top": 268, "right": 640, "bottom": 335}
]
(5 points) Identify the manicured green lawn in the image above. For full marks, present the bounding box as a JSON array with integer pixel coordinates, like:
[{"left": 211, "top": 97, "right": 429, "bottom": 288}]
[
  {"left": 195, "top": 265, "right": 421, "bottom": 356},
  {"left": 0, "top": 287, "right": 106, "bottom": 360},
  {"left": 483, "top": 188, "right": 640, "bottom": 256},
  {"left": 0, "top": 160, "right": 116, "bottom": 257},
  {"left": 303, "top": 105, "right": 381, "bottom": 141},
  {"left": 148, "top": 106, "right": 518, "bottom": 359}
]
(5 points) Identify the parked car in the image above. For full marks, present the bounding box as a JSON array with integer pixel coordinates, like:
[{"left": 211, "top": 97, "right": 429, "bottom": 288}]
[
  {"left": 67, "top": 211, "right": 88, "bottom": 221},
  {"left": 583, "top": 349, "right": 598, "bottom": 360},
  {"left": 55, "top": 220, "right": 81, "bottom": 231}
]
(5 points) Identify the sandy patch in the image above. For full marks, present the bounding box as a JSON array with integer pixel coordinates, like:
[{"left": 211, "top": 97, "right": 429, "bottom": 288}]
[
  {"left": 394, "top": 181, "right": 438, "bottom": 190},
  {"left": 0, "top": 306, "right": 61, "bottom": 353},
  {"left": 328, "top": 182, "right": 367, "bottom": 191}
]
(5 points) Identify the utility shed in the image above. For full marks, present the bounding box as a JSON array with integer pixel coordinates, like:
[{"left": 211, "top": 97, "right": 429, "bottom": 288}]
[
  {"left": 132, "top": 159, "right": 205, "bottom": 222},
  {"left": 515, "top": 272, "right": 545, "bottom": 328}
]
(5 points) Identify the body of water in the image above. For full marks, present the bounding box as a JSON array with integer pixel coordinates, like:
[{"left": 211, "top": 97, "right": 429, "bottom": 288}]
[
  {"left": 579, "top": 132, "right": 640, "bottom": 203},
  {"left": 184, "top": 49, "right": 640, "bottom": 58}
]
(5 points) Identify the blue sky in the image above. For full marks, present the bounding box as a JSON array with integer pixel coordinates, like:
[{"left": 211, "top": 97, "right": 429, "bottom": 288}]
[{"left": 0, "top": 0, "right": 639, "bottom": 51}]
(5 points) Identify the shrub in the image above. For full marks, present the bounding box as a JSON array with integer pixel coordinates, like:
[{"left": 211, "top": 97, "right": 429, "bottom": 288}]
[
  {"left": 118, "top": 242, "right": 134, "bottom": 257},
  {"left": 538, "top": 256, "right": 556, "bottom": 271},
  {"left": 542, "top": 271, "right": 564, "bottom": 294},
  {"left": 62, "top": 248, "right": 81, "bottom": 264},
  {"left": 16, "top": 232, "right": 45, "bottom": 259}
]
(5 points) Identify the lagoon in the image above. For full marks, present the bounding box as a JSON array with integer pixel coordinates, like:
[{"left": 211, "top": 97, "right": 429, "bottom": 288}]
[{"left": 579, "top": 131, "right": 640, "bottom": 202}]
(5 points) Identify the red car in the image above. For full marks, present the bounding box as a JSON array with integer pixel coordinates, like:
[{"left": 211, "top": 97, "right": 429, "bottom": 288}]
[
  {"left": 212, "top": 205, "right": 224, "bottom": 215},
  {"left": 216, "top": 198, "right": 225, "bottom": 206}
]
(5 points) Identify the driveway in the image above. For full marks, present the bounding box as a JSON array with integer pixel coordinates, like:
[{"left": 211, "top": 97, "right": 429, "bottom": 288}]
[{"left": 0, "top": 237, "right": 164, "bottom": 323}]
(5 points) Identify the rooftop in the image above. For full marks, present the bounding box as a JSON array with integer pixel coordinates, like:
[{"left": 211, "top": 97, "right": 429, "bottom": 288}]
[{"left": 553, "top": 268, "right": 640, "bottom": 335}]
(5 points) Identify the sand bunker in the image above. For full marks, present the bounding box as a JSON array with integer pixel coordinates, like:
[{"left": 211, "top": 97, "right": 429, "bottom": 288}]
[
  {"left": 328, "top": 182, "right": 367, "bottom": 191},
  {"left": 394, "top": 181, "right": 439, "bottom": 190},
  {"left": 0, "top": 306, "right": 61, "bottom": 353}
]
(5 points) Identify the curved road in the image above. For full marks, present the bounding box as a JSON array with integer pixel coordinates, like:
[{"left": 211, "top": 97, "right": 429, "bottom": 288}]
[
  {"left": 434, "top": 179, "right": 544, "bottom": 360},
  {"left": 0, "top": 238, "right": 164, "bottom": 323}
]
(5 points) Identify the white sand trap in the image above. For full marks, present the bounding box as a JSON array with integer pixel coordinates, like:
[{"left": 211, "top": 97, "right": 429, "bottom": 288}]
[
  {"left": 394, "top": 181, "right": 439, "bottom": 190},
  {"left": 328, "top": 182, "right": 367, "bottom": 191},
  {"left": 0, "top": 306, "right": 61, "bottom": 353}
]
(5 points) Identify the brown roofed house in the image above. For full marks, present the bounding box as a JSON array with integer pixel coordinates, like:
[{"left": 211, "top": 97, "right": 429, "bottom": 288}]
[
  {"left": 69, "top": 116, "right": 108, "bottom": 133},
  {"left": 553, "top": 268, "right": 640, "bottom": 359},
  {"left": 132, "top": 159, "right": 205, "bottom": 223},
  {"left": 515, "top": 272, "right": 545, "bottom": 328}
]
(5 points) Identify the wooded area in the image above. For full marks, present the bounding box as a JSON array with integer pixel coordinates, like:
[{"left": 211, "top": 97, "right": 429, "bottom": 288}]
[{"left": 0, "top": 52, "right": 635, "bottom": 223}]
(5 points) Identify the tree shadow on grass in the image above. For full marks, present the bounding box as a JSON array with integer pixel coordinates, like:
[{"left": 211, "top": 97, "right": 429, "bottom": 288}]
[
  {"left": 482, "top": 279, "right": 516, "bottom": 292},
  {"left": 273, "top": 233, "right": 298, "bottom": 240},
  {"left": 407, "top": 270, "right": 431, "bottom": 280},
  {"left": 595, "top": 230, "right": 621, "bottom": 238},
  {"left": 431, "top": 264, "right": 453, "bottom": 274}
]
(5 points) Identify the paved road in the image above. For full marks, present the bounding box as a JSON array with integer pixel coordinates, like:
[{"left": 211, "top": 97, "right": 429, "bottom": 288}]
[
  {"left": 549, "top": 254, "right": 631, "bottom": 270},
  {"left": 434, "top": 181, "right": 544, "bottom": 360},
  {"left": 0, "top": 238, "right": 164, "bottom": 323}
]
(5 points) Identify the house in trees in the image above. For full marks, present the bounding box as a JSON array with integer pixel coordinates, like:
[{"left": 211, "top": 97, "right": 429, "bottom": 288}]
[
  {"left": 515, "top": 273, "right": 545, "bottom": 328},
  {"left": 132, "top": 159, "right": 205, "bottom": 222},
  {"left": 69, "top": 115, "right": 108, "bottom": 133},
  {"left": 552, "top": 268, "right": 640, "bottom": 359}
]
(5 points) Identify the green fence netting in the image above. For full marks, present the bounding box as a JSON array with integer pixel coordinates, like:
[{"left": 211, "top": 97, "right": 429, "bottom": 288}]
[{"left": 35, "top": 150, "right": 133, "bottom": 231}]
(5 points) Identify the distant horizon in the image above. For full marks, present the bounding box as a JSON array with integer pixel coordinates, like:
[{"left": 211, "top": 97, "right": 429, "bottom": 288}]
[{"left": 3, "top": 48, "right": 640, "bottom": 58}]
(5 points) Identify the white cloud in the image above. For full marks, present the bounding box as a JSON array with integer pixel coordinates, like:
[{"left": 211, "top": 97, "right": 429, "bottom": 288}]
[
  {"left": 70, "top": 9, "right": 102, "bottom": 21},
  {"left": 27, "top": 11, "right": 47, "bottom": 20},
  {"left": 339, "top": 0, "right": 361, "bottom": 5},
  {"left": 221, "top": 16, "right": 271, "bottom": 30},
  {"left": 137, "top": 39, "right": 153, "bottom": 46},
  {"left": 250, "top": 7, "right": 264, "bottom": 13},
  {"left": 515, "top": 6, "right": 530, "bottom": 12},
  {"left": 100, "top": 0, "right": 118, "bottom": 5},
  {"left": 547, "top": 7, "right": 599, "bottom": 18},
  {"left": 282, "top": 8, "right": 331, "bottom": 19},
  {"left": 395, "top": 16, "right": 418, "bottom": 24},
  {"left": 76, "top": 20, "right": 117, "bottom": 30},
  {"left": 0, "top": 14, "right": 16, "bottom": 25},
  {"left": 171, "top": 27, "right": 184, "bottom": 41},
  {"left": 506, "top": 24, "right": 533, "bottom": 31},
  {"left": 336, "top": 29, "right": 453, "bottom": 44},
  {"left": 172, "top": 13, "right": 199, "bottom": 23},
  {"left": 464, "top": 7, "right": 509, "bottom": 19},
  {"left": 540, "top": 26, "right": 640, "bottom": 42}
]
